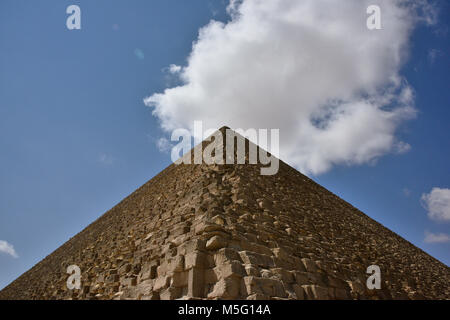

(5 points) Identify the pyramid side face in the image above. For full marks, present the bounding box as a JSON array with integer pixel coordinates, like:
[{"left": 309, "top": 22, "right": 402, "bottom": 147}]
[{"left": 1, "top": 128, "right": 449, "bottom": 300}]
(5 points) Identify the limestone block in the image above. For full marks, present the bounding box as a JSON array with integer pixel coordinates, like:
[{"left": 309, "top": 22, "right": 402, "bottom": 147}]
[
  {"left": 245, "top": 265, "right": 260, "bottom": 277},
  {"left": 311, "top": 285, "right": 329, "bottom": 300},
  {"left": 294, "top": 271, "right": 310, "bottom": 285},
  {"left": 241, "top": 241, "right": 273, "bottom": 256},
  {"left": 239, "top": 251, "right": 274, "bottom": 268},
  {"left": 168, "top": 255, "right": 185, "bottom": 273},
  {"left": 214, "top": 248, "right": 241, "bottom": 266},
  {"left": 207, "top": 277, "right": 241, "bottom": 299},
  {"left": 301, "top": 258, "right": 317, "bottom": 272},
  {"left": 194, "top": 222, "right": 225, "bottom": 235},
  {"left": 153, "top": 275, "right": 170, "bottom": 292},
  {"left": 118, "top": 263, "right": 132, "bottom": 274},
  {"left": 141, "top": 292, "right": 159, "bottom": 300},
  {"left": 292, "top": 284, "right": 305, "bottom": 299},
  {"left": 243, "top": 276, "right": 264, "bottom": 296},
  {"left": 204, "top": 269, "right": 218, "bottom": 284},
  {"left": 121, "top": 277, "right": 137, "bottom": 287},
  {"left": 246, "top": 293, "right": 269, "bottom": 300},
  {"left": 302, "top": 285, "right": 329, "bottom": 300},
  {"left": 347, "top": 280, "right": 366, "bottom": 296},
  {"left": 271, "top": 268, "right": 294, "bottom": 283},
  {"left": 171, "top": 224, "right": 190, "bottom": 237},
  {"left": 160, "top": 286, "right": 181, "bottom": 300},
  {"left": 214, "top": 260, "right": 246, "bottom": 279},
  {"left": 178, "top": 239, "right": 206, "bottom": 255},
  {"left": 188, "top": 267, "right": 204, "bottom": 298},
  {"left": 140, "top": 262, "right": 157, "bottom": 281},
  {"left": 206, "top": 236, "right": 228, "bottom": 250},
  {"left": 185, "top": 251, "right": 206, "bottom": 270},
  {"left": 171, "top": 271, "right": 189, "bottom": 288}
]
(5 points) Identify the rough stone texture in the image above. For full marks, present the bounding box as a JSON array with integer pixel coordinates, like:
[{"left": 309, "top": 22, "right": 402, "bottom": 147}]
[{"left": 0, "top": 127, "right": 448, "bottom": 300}]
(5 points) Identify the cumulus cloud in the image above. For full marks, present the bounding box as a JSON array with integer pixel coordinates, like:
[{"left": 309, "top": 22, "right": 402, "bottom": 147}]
[
  {"left": 145, "top": 0, "right": 435, "bottom": 174},
  {"left": 424, "top": 231, "right": 450, "bottom": 244},
  {"left": 156, "top": 137, "right": 173, "bottom": 153},
  {"left": 0, "top": 240, "right": 18, "bottom": 258},
  {"left": 421, "top": 187, "right": 450, "bottom": 222}
]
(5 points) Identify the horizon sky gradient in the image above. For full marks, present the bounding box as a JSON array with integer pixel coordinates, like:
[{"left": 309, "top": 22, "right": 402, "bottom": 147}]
[{"left": 0, "top": 0, "right": 449, "bottom": 290}]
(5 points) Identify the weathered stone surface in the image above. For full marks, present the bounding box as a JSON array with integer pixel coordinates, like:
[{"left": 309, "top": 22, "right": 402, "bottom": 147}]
[
  {"left": 0, "top": 127, "right": 448, "bottom": 300},
  {"left": 206, "top": 236, "right": 228, "bottom": 251},
  {"left": 188, "top": 267, "right": 204, "bottom": 298}
]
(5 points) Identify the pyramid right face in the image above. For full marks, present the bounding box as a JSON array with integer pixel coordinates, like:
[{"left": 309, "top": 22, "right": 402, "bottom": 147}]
[{"left": 0, "top": 127, "right": 449, "bottom": 300}]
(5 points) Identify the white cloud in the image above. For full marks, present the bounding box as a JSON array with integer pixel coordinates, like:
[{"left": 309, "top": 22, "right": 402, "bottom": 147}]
[
  {"left": 0, "top": 240, "right": 18, "bottom": 258},
  {"left": 424, "top": 231, "right": 450, "bottom": 244},
  {"left": 145, "top": 0, "right": 435, "bottom": 175},
  {"left": 421, "top": 187, "right": 450, "bottom": 222},
  {"left": 98, "top": 153, "right": 114, "bottom": 166},
  {"left": 394, "top": 141, "right": 412, "bottom": 154},
  {"left": 168, "top": 64, "right": 182, "bottom": 74},
  {"left": 427, "top": 48, "right": 443, "bottom": 64},
  {"left": 156, "top": 137, "right": 172, "bottom": 153}
]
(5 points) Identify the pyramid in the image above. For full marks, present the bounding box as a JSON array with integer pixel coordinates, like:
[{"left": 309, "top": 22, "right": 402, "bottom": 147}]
[{"left": 0, "top": 127, "right": 448, "bottom": 300}]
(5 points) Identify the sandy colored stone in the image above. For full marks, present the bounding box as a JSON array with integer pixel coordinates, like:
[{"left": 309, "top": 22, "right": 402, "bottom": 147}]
[{"left": 0, "top": 127, "right": 448, "bottom": 300}]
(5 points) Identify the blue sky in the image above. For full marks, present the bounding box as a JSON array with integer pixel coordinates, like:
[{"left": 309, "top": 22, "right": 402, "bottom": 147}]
[{"left": 0, "top": 0, "right": 448, "bottom": 290}]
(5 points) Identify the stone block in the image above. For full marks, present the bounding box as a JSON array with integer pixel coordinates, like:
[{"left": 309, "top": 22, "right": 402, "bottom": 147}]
[
  {"left": 245, "top": 265, "right": 260, "bottom": 277},
  {"left": 271, "top": 268, "right": 294, "bottom": 283},
  {"left": 302, "top": 285, "right": 329, "bottom": 300},
  {"left": 136, "top": 280, "right": 153, "bottom": 297},
  {"left": 185, "top": 251, "right": 206, "bottom": 270},
  {"left": 293, "top": 284, "right": 305, "bottom": 299},
  {"left": 171, "top": 271, "right": 189, "bottom": 288},
  {"left": 153, "top": 275, "right": 170, "bottom": 292},
  {"left": 239, "top": 251, "right": 274, "bottom": 268},
  {"left": 207, "top": 277, "right": 241, "bottom": 299},
  {"left": 140, "top": 263, "right": 157, "bottom": 281},
  {"left": 121, "top": 277, "right": 137, "bottom": 287},
  {"left": 188, "top": 267, "right": 204, "bottom": 298},
  {"left": 178, "top": 239, "right": 206, "bottom": 255},
  {"left": 206, "top": 235, "right": 228, "bottom": 250},
  {"left": 301, "top": 258, "right": 317, "bottom": 273},
  {"left": 243, "top": 276, "right": 264, "bottom": 296},
  {"left": 246, "top": 293, "right": 269, "bottom": 300},
  {"left": 214, "top": 260, "right": 246, "bottom": 279},
  {"left": 168, "top": 255, "right": 185, "bottom": 273},
  {"left": 214, "top": 248, "right": 241, "bottom": 266},
  {"left": 160, "top": 286, "right": 181, "bottom": 300}
]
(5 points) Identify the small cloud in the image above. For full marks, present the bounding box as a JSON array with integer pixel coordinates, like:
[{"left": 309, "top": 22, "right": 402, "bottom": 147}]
[
  {"left": 394, "top": 141, "right": 411, "bottom": 154},
  {"left": 402, "top": 188, "right": 411, "bottom": 197},
  {"left": 0, "top": 240, "right": 18, "bottom": 258},
  {"left": 424, "top": 231, "right": 450, "bottom": 244},
  {"left": 134, "top": 48, "right": 145, "bottom": 60},
  {"left": 421, "top": 187, "right": 450, "bottom": 222},
  {"left": 156, "top": 137, "right": 172, "bottom": 153},
  {"left": 168, "top": 64, "right": 182, "bottom": 74},
  {"left": 98, "top": 153, "right": 114, "bottom": 166},
  {"left": 428, "top": 49, "right": 443, "bottom": 65}
]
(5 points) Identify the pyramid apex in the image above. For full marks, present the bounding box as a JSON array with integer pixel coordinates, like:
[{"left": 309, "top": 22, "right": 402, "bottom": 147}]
[{"left": 218, "top": 125, "right": 231, "bottom": 133}]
